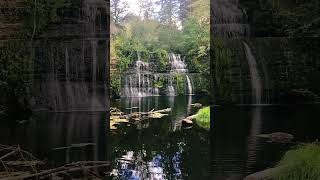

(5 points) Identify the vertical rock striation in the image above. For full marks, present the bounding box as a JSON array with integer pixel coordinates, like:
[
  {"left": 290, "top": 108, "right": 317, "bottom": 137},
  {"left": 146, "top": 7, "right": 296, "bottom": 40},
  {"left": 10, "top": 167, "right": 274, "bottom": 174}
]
[{"left": 32, "top": 0, "right": 109, "bottom": 111}]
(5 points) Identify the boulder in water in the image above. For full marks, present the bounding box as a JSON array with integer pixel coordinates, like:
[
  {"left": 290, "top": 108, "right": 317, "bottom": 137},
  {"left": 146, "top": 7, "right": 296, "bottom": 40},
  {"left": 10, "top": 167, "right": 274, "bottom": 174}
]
[
  {"left": 256, "top": 132, "right": 294, "bottom": 143},
  {"left": 191, "top": 103, "right": 202, "bottom": 108}
]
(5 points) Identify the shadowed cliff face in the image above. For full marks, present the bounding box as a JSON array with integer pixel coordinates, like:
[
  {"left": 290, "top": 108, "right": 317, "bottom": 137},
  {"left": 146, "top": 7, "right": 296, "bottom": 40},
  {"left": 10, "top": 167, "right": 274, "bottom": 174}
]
[
  {"left": 32, "top": 0, "right": 109, "bottom": 111},
  {"left": 212, "top": 0, "right": 250, "bottom": 38}
]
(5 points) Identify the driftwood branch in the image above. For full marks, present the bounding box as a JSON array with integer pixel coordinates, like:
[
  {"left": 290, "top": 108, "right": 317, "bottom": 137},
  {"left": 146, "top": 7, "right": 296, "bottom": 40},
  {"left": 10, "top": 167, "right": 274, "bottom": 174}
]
[
  {"left": 0, "top": 149, "right": 17, "bottom": 161},
  {"left": 0, "top": 144, "right": 110, "bottom": 179},
  {"left": 10, "top": 161, "right": 110, "bottom": 180}
]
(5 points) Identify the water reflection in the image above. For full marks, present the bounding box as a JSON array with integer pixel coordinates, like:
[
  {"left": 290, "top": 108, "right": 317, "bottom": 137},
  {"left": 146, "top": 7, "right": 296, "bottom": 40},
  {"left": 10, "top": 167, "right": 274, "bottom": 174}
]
[
  {"left": 113, "top": 145, "right": 185, "bottom": 179},
  {"left": 0, "top": 112, "right": 108, "bottom": 166},
  {"left": 211, "top": 105, "right": 320, "bottom": 179},
  {"left": 111, "top": 96, "right": 210, "bottom": 179},
  {"left": 246, "top": 107, "right": 262, "bottom": 173}
]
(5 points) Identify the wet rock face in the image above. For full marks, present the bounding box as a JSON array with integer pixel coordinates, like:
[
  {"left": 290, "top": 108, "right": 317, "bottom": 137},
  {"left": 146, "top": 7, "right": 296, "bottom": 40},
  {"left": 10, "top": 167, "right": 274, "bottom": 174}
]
[{"left": 32, "top": 0, "right": 109, "bottom": 111}]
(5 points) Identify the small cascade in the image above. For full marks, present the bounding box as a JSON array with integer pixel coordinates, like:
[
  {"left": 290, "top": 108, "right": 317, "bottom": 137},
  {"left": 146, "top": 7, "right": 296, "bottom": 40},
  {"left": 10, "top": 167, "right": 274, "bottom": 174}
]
[
  {"left": 167, "top": 77, "right": 176, "bottom": 96},
  {"left": 121, "top": 53, "right": 195, "bottom": 97},
  {"left": 243, "top": 42, "right": 262, "bottom": 104},
  {"left": 123, "top": 60, "right": 159, "bottom": 97},
  {"left": 169, "top": 53, "right": 187, "bottom": 73},
  {"left": 186, "top": 75, "right": 193, "bottom": 95},
  {"left": 168, "top": 53, "right": 193, "bottom": 95}
]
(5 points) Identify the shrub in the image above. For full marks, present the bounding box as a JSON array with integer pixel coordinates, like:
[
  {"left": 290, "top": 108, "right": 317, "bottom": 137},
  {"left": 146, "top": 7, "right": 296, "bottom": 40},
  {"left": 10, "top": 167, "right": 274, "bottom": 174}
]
[
  {"left": 195, "top": 107, "right": 210, "bottom": 129},
  {"left": 273, "top": 143, "right": 320, "bottom": 180}
]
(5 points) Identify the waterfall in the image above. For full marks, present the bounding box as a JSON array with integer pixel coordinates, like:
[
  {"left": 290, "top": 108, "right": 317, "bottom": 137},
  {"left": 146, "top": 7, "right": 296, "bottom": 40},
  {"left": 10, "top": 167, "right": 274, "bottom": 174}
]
[
  {"left": 169, "top": 53, "right": 193, "bottom": 95},
  {"left": 169, "top": 53, "right": 187, "bottom": 73},
  {"left": 123, "top": 60, "right": 159, "bottom": 97},
  {"left": 168, "top": 76, "right": 176, "bottom": 96},
  {"left": 186, "top": 75, "right": 193, "bottom": 95},
  {"left": 121, "top": 53, "right": 195, "bottom": 97},
  {"left": 243, "top": 42, "right": 262, "bottom": 104}
]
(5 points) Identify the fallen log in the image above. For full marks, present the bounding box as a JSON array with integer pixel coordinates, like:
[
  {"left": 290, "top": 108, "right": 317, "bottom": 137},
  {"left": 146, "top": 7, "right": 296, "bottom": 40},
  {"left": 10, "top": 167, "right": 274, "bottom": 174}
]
[
  {"left": 0, "top": 149, "right": 17, "bottom": 160},
  {"left": 52, "top": 143, "right": 96, "bottom": 150},
  {"left": 153, "top": 108, "right": 171, "bottom": 113},
  {"left": 0, "top": 144, "right": 111, "bottom": 179},
  {"left": 182, "top": 115, "right": 197, "bottom": 124}
]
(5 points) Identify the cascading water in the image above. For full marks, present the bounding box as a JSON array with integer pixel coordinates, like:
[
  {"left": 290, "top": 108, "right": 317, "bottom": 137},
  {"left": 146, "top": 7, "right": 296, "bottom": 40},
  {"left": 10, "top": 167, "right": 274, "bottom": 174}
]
[
  {"left": 122, "top": 53, "right": 194, "bottom": 97},
  {"left": 186, "top": 75, "right": 193, "bottom": 95},
  {"left": 169, "top": 53, "right": 193, "bottom": 95},
  {"left": 123, "top": 60, "right": 159, "bottom": 97},
  {"left": 169, "top": 53, "right": 187, "bottom": 73},
  {"left": 243, "top": 42, "right": 262, "bottom": 104}
]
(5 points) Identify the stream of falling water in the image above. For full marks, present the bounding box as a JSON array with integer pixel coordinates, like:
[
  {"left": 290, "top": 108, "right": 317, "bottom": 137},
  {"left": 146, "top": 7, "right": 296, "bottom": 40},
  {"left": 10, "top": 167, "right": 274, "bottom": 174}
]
[
  {"left": 122, "top": 53, "right": 194, "bottom": 97},
  {"left": 186, "top": 75, "right": 193, "bottom": 95},
  {"left": 243, "top": 42, "right": 262, "bottom": 104}
]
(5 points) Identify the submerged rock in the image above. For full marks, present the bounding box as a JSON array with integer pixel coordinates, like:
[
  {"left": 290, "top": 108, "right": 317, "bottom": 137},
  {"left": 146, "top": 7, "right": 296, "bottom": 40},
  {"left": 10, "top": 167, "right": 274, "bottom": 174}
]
[
  {"left": 191, "top": 103, "right": 202, "bottom": 108},
  {"left": 256, "top": 132, "right": 294, "bottom": 143}
]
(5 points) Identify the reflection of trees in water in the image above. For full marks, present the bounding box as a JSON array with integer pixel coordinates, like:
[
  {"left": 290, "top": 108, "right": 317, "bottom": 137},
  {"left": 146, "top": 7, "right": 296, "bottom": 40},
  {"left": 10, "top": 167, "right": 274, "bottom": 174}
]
[
  {"left": 111, "top": 96, "right": 210, "bottom": 179},
  {"left": 113, "top": 146, "right": 184, "bottom": 179}
]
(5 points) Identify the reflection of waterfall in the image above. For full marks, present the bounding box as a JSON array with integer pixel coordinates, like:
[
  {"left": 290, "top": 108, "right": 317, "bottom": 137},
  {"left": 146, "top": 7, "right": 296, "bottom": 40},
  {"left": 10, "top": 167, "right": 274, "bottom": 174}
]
[
  {"left": 113, "top": 150, "right": 184, "bottom": 179},
  {"left": 243, "top": 42, "right": 262, "bottom": 104},
  {"left": 246, "top": 107, "right": 262, "bottom": 173},
  {"left": 122, "top": 53, "right": 195, "bottom": 97},
  {"left": 114, "top": 151, "right": 166, "bottom": 179}
]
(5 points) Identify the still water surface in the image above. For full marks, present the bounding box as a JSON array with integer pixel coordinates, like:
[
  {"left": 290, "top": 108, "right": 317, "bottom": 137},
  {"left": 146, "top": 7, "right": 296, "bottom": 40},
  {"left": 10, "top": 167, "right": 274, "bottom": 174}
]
[
  {"left": 110, "top": 96, "right": 211, "bottom": 179},
  {"left": 1, "top": 99, "right": 320, "bottom": 180},
  {"left": 212, "top": 104, "right": 320, "bottom": 179},
  {"left": 0, "top": 111, "right": 108, "bottom": 166}
]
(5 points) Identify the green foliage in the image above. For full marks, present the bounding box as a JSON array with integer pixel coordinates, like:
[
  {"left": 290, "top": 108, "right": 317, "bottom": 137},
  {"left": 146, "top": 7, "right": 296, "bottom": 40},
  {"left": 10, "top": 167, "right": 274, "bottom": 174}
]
[
  {"left": 240, "top": 0, "right": 320, "bottom": 37},
  {"left": 174, "top": 74, "right": 185, "bottom": 95},
  {"left": 154, "top": 76, "right": 165, "bottom": 89},
  {"left": 213, "top": 37, "right": 233, "bottom": 103},
  {"left": 195, "top": 107, "right": 210, "bottom": 129},
  {"left": 191, "top": 74, "right": 208, "bottom": 94},
  {"left": 110, "top": 0, "right": 210, "bottom": 95},
  {"left": 273, "top": 143, "right": 320, "bottom": 180},
  {"left": 0, "top": 42, "right": 34, "bottom": 103},
  {"left": 1, "top": 0, "right": 72, "bottom": 107},
  {"left": 273, "top": 0, "right": 320, "bottom": 36},
  {"left": 111, "top": 73, "right": 121, "bottom": 97},
  {"left": 22, "top": 0, "right": 70, "bottom": 38},
  {"left": 182, "top": 17, "right": 210, "bottom": 74},
  {"left": 153, "top": 49, "right": 168, "bottom": 71}
]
